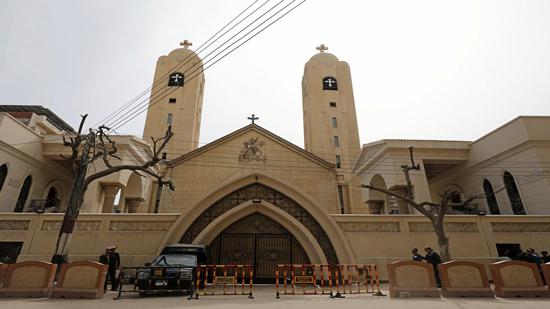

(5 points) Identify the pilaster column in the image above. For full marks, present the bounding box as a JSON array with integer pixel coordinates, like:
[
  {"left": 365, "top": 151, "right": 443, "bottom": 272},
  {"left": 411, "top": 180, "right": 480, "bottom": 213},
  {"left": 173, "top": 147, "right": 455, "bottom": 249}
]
[
  {"left": 390, "top": 185, "right": 410, "bottom": 214},
  {"left": 126, "top": 197, "right": 145, "bottom": 213},
  {"left": 101, "top": 185, "right": 121, "bottom": 213},
  {"left": 367, "top": 200, "right": 384, "bottom": 214}
]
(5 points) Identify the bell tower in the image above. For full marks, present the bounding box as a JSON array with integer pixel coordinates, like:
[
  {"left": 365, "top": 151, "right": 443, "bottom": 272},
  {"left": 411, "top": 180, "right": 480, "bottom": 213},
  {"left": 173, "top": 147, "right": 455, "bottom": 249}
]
[
  {"left": 142, "top": 40, "right": 205, "bottom": 161},
  {"left": 302, "top": 44, "right": 365, "bottom": 214}
]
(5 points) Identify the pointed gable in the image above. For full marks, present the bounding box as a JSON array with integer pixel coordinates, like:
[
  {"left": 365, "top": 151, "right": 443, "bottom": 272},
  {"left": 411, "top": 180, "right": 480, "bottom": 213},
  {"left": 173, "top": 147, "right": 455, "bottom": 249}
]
[
  {"left": 169, "top": 124, "right": 334, "bottom": 169},
  {"left": 162, "top": 124, "right": 339, "bottom": 214}
]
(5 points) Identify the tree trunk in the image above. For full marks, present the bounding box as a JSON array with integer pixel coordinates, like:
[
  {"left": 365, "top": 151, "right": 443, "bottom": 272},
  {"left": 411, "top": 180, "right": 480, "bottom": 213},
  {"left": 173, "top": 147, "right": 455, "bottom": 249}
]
[
  {"left": 51, "top": 158, "right": 87, "bottom": 265},
  {"left": 432, "top": 220, "right": 451, "bottom": 262}
]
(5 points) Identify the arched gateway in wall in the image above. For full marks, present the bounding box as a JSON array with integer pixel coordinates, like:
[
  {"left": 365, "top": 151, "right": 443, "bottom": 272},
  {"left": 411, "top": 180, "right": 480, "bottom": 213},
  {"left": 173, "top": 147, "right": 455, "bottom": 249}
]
[{"left": 179, "top": 183, "right": 339, "bottom": 281}]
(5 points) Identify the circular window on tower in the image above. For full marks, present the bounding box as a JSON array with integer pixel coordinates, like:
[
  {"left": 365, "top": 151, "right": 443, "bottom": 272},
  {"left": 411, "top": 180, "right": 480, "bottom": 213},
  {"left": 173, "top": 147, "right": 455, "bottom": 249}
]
[{"left": 322, "top": 77, "right": 338, "bottom": 90}]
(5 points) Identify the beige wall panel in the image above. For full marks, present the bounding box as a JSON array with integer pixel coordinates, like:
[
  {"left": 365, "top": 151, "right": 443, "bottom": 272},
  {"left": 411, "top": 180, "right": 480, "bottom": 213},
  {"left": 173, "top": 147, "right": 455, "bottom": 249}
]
[{"left": 164, "top": 129, "right": 338, "bottom": 215}]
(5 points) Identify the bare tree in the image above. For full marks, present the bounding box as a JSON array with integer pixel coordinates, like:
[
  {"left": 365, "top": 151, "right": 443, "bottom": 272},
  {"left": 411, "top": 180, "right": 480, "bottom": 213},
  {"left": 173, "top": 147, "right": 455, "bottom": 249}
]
[
  {"left": 51, "top": 116, "right": 175, "bottom": 265},
  {"left": 360, "top": 147, "right": 495, "bottom": 262}
]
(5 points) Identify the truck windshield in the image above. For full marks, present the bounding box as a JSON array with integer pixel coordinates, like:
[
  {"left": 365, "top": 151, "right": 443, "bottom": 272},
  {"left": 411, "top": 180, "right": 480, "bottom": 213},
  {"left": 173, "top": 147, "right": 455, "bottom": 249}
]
[{"left": 151, "top": 254, "right": 197, "bottom": 267}]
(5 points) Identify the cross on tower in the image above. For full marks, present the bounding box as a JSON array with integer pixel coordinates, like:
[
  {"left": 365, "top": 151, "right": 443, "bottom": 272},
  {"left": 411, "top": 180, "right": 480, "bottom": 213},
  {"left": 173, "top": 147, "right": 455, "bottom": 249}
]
[
  {"left": 324, "top": 78, "right": 335, "bottom": 87},
  {"left": 248, "top": 114, "right": 259, "bottom": 124},
  {"left": 316, "top": 44, "right": 328, "bottom": 53},
  {"left": 171, "top": 73, "right": 183, "bottom": 83},
  {"left": 180, "top": 40, "right": 193, "bottom": 49}
]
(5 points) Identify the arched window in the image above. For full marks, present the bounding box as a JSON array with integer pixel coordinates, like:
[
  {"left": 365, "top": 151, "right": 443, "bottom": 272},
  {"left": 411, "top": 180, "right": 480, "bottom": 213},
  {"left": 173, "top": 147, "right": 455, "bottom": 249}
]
[
  {"left": 451, "top": 193, "right": 462, "bottom": 204},
  {"left": 14, "top": 176, "right": 32, "bottom": 212},
  {"left": 0, "top": 164, "right": 7, "bottom": 193},
  {"left": 322, "top": 77, "right": 338, "bottom": 90},
  {"left": 483, "top": 179, "right": 500, "bottom": 215},
  {"left": 503, "top": 171, "right": 526, "bottom": 215},
  {"left": 45, "top": 187, "right": 60, "bottom": 209},
  {"left": 168, "top": 73, "right": 184, "bottom": 87}
]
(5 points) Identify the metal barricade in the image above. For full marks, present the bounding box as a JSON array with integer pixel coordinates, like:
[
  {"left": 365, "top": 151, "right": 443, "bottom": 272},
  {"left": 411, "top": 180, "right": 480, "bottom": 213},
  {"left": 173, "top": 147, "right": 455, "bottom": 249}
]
[
  {"left": 114, "top": 266, "right": 197, "bottom": 300},
  {"left": 276, "top": 264, "right": 333, "bottom": 297},
  {"left": 192, "top": 265, "right": 254, "bottom": 299},
  {"left": 334, "top": 264, "right": 384, "bottom": 296}
]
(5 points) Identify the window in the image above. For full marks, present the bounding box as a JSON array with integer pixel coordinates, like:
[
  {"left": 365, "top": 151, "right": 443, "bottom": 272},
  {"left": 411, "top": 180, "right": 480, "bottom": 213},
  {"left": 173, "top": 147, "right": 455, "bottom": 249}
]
[
  {"left": 169, "top": 98, "right": 176, "bottom": 104},
  {"left": 168, "top": 73, "right": 184, "bottom": 87},
  {"left": 0, "top": 242, "right": 23, "bottom": 264},
  {"left": 332, "top": 117, "right": 337, "bottom": 128},
  {"left": 161, "top": 153, "right": 167, "bottom": 165},
  {"left": 167, "top": 114, "right": 173, "bottom": 124},
  {"left": 329, "top": 102, "right": 337, "bottom": 107},
  {"left": 323, "top": 77, "right": 338, "bottom": 90},
  {"left": 14, "top": 176, "right": 32, "bottom": 212},
  {"left": 338, "top": 186, "right": 345, "bottom": 214},
  {"left": 503, "top": 171, "right": 526, "bottom": 215},
  {"left": 483, "top": 179, "right": 500, "bottom": 215},
  {"left": 336, "top": 156, "right": 341, "bottom": 168},
  {"left": 0, "top": 164, "right": 7, "bottom": 193},
  {"left": 334, "top": 136, "right": 339, "bottom": 147}
]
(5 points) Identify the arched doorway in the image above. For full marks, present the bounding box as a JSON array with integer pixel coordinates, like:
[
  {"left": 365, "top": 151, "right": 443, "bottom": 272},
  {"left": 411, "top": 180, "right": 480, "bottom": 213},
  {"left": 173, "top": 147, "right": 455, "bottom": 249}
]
[
  {"left": 180, "top": 183, "right": 339, "bottom": 274},
  {"left": 209, "top": 213, "right": 309, "bottom": 283}
]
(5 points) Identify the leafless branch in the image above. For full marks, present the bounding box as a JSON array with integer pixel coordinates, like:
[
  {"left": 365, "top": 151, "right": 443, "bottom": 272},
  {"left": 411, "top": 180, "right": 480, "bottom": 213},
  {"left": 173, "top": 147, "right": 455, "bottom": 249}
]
[
  {"left": 82, "top": 126, "right": 175, "bottom": 191},
  {"left": 77, "top": 114, "right": 88, "bottom": 134}
]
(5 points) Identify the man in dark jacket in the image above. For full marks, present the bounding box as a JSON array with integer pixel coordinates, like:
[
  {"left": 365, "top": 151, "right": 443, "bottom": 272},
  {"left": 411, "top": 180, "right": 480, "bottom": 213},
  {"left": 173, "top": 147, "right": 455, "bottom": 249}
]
[
  {"left": 108, "top": 246, "right": 121, "bottom": 290},
  {"left": 412, "top": 248, "right": 424, "bottom": 261},
  {"left": 527, "top": 248, "right": 546, "bottom": 285},
  {"left": 99, "top": 247, "right": 110, "bottom": 292},
  {"left": 424, "top": 246, "right": 442, "bottom": 287}
]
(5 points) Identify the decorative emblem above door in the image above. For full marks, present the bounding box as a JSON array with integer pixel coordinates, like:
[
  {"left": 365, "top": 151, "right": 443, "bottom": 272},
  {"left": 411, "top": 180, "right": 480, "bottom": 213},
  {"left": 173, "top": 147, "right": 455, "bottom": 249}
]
[{"left": 238, "top": 137, "right": 267, "bottom": 162}]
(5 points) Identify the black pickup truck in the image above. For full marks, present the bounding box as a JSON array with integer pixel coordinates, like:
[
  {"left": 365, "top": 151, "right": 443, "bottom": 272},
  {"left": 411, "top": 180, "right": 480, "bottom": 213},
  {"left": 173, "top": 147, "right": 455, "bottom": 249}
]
[{"left": 135, "top": 244, "right": 211, "bottom": 296}]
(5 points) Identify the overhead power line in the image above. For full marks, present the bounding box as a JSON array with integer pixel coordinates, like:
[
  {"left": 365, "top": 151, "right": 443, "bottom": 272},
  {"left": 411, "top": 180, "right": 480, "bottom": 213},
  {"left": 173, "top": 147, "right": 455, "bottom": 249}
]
[
  {"left": 94, "top": 0, "right": 306, "bottom": 133},
  {"left": 93, "top": 0, "right": 263, "bottom": 129}
]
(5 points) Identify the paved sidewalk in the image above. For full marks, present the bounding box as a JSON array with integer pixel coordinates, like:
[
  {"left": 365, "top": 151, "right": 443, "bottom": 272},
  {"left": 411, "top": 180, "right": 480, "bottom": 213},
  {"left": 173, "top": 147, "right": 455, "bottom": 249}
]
[{"left": 0, "top": 284, "right": 548, "bottom": 309}]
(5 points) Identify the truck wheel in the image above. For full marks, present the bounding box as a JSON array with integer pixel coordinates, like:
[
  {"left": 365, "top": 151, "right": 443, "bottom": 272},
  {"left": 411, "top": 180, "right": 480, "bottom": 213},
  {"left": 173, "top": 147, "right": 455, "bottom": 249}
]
[{"left": 139, "top": 291, "right": 147, "bottom": 296}]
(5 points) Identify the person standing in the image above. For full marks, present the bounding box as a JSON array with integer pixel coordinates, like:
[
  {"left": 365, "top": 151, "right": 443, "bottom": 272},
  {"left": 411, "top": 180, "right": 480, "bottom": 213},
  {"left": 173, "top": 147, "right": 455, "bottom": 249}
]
[
  {"left": 527, "top": 248, "right": 545, "bottom": 285},
  {"left": 110, "top": 246, "right": 121, "bottom": 268},
  {"left": 412, "top": 248, "right": 424, "bottom": 261},
  {"left": 497, "top": 249, "right": 512, "bottom": 261},
  {"left": 424, "top": 246, "right": 442, "bottom": 287},
  {"left": 99, "top": 247, "right": 110, "bottom": 292},
  {"left": 108, "top": 246, "right": 120, "bottom": 290}
]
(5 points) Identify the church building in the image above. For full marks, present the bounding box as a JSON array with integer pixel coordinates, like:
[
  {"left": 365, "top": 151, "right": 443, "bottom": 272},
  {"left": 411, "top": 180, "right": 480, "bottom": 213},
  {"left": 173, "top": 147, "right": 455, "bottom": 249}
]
[
  {"left": 140, "top": 42, "right": 365, "bottom": 276},
  {"left": 1, "top": 42, "right": 549, "bottom": 280}
]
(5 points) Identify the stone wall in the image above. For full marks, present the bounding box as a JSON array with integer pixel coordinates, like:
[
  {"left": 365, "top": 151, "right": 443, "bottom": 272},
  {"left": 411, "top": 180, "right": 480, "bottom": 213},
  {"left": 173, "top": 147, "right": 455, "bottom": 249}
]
[
  {"left": 2, "top": 213, "right": 549, "bottom": 281},
  {"left": 333, "top": 215, "right": 550, "bottom": 280},
  {"left": 0, "top": 213, "right": 180, "bottom": 267}
]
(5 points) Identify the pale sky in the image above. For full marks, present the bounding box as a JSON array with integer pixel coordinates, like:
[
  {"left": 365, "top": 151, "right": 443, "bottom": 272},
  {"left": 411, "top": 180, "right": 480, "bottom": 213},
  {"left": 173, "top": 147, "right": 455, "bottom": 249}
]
[{"left": 2, "top": 0, "right": 550, "bottom": 150}]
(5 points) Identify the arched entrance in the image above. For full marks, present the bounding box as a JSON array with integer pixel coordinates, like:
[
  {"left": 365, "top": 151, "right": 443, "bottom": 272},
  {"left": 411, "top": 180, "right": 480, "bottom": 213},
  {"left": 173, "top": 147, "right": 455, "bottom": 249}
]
[
  {"left": 209, "top": 213, "right": 309, "bottom": 283},
  {"left": 180, "top": 183, "right": 339, "bottom": 276}
]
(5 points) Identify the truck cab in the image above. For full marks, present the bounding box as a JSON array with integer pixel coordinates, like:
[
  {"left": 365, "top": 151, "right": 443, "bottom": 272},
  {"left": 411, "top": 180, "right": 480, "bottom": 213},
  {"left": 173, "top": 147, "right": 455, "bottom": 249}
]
[{"left": 136, "top": 244, "right": 211, "bottom": 296}]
